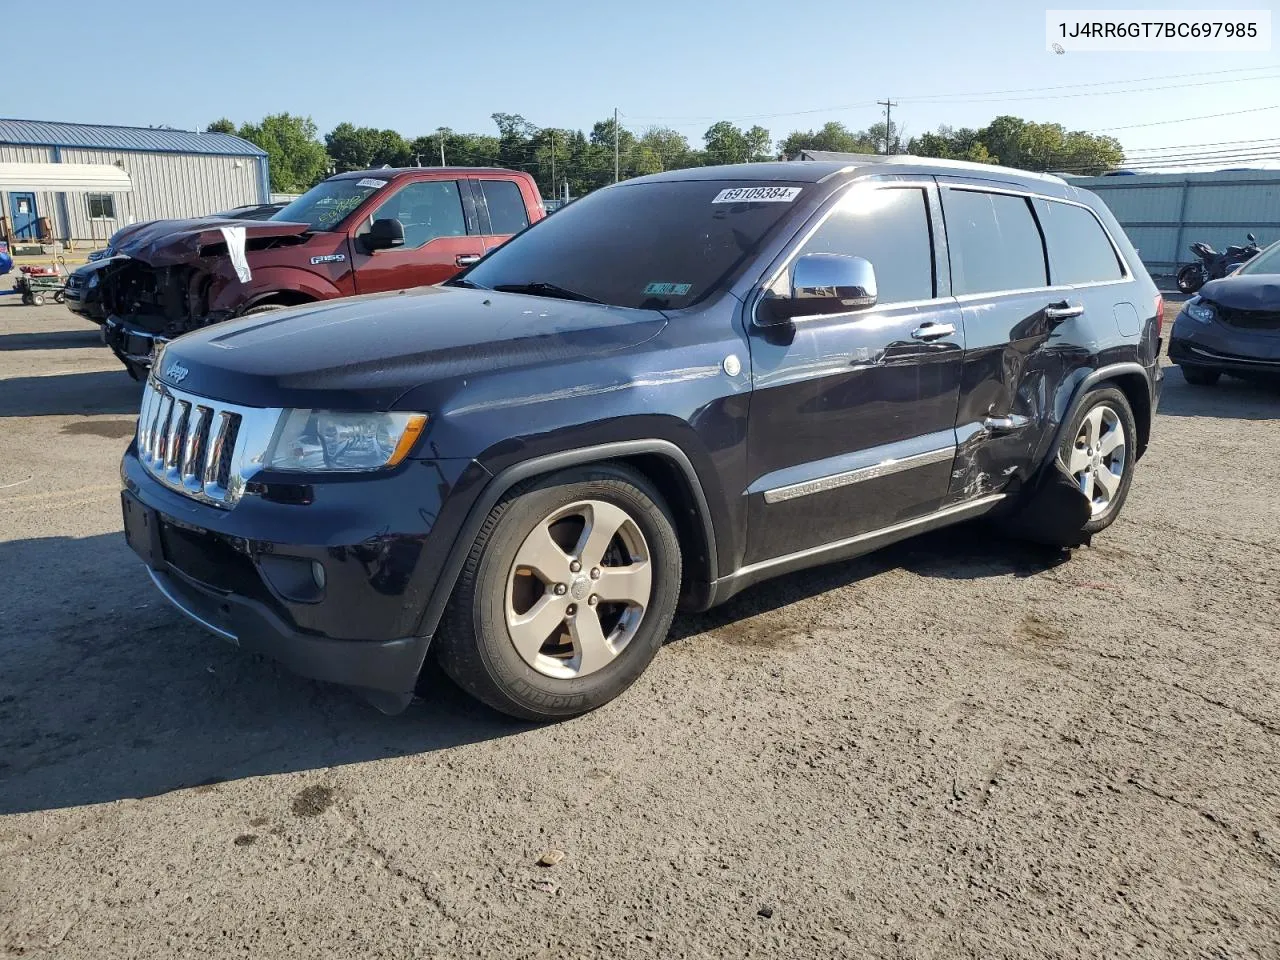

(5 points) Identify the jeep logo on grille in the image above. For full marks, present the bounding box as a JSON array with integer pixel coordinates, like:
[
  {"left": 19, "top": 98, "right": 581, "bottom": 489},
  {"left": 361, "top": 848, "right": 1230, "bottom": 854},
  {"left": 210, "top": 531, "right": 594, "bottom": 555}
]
[{"left": 166, "top": 361, "right": 189, "bottom": 384}]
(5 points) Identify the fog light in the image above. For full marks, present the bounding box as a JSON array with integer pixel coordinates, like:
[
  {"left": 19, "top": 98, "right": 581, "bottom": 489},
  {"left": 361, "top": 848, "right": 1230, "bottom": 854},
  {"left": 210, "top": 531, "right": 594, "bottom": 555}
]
[{"left": 311, "top": 561, "right": 326, "bottom": 590}]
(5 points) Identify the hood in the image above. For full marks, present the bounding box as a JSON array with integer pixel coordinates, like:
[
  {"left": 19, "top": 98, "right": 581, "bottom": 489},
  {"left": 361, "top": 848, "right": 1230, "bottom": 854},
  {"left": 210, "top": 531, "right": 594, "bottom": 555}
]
[
  {"left": 112, "top": 217, "right": 311, "bottom": 266},
  {"left": 157, "top": 285, "right": 669, "bottom": 410},
  {"left": 1198, "top": 274, "right": 1280, "bottom": 310}
]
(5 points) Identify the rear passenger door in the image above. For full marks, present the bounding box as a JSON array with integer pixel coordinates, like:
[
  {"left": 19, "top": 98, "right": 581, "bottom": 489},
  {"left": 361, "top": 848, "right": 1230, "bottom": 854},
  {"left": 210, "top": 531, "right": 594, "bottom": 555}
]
[
  {"left": 350, "top": 178, "right": 486, "bottom": 294},
  {"left": 939, "top": 181, "right": 1123, "bottom": 502},
  {"left": 472, "top": 177, "right": 533, "bottom": 254}
]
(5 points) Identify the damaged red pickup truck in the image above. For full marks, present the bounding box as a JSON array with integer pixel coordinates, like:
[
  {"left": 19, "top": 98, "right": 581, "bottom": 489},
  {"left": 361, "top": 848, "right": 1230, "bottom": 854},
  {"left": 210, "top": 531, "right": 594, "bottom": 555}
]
[{"left": 97, "top": 167, "right": 543, "bottom": 377}]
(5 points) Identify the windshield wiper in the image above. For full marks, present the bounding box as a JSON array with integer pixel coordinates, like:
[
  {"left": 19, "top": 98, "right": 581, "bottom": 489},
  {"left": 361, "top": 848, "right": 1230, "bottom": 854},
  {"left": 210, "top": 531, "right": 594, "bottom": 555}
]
[
  {"left": 492, "top": 282, "right": 602, "bottom": 304},
  {"left": 445, "top": 277, "right": 485, "bottom": 290}
]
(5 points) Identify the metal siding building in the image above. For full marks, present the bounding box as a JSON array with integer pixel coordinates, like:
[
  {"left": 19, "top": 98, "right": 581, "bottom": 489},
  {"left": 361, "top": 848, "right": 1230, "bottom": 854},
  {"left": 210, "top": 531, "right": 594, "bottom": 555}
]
[
  {"left": 0, "top": 119, "right": 269, "bottom": 245},
  {"left": 1065, "top": 170, "right": 1280, "bottom": 277}
]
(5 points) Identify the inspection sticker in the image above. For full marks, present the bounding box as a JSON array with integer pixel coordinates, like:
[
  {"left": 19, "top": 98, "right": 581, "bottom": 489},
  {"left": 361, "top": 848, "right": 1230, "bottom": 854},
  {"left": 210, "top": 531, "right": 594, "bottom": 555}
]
[
  {"left": 711, "top": 186, "right": 802, "bottom": 204},
  {"left": 644, "top": 282, "right": 692, "bottom": 296},
  {"left": 356, "top": 178, "right": 388, "bottom": 188}
]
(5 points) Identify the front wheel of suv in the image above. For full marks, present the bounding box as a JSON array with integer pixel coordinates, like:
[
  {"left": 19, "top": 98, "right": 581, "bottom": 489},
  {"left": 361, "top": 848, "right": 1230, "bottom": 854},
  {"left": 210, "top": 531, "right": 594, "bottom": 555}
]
[
  {"left": 1060, "top": 386, "right": 1138, "bottom": 536},
  {"left": 434, "top": 464, "right": 682, "bottom": 721}
]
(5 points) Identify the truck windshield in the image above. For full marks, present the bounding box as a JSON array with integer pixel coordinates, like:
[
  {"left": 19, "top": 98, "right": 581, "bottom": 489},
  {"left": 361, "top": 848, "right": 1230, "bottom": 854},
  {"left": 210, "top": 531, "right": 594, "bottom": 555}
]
[
  {"left": 457, "top": 180, "right": 810, "bottom": 310},
  {"left": 270, "top": 178, "right": 385, "bottom": 232}
]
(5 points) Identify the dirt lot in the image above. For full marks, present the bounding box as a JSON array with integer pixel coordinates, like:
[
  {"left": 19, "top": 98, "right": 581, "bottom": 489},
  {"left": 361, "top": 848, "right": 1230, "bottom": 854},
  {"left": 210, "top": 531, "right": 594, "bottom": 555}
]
[{"left": 1, "top": 297, "right": 1278, "bottom": 960}]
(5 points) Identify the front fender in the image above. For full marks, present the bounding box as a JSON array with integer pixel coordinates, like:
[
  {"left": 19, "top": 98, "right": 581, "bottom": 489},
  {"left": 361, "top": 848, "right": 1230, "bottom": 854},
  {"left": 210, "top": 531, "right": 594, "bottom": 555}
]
[{"left": 209, "top": 267, "right": 343, "bottom": 314}]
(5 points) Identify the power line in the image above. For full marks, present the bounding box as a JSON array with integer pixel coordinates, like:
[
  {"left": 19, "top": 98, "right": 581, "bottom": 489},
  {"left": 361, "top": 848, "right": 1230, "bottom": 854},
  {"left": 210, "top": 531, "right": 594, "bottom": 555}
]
[
  {"left": 623, "top": 65, "right": 1280, "bottom": 123},
  {"left": 1095, "top": 104, "right": 1280, "bottom": 131}
]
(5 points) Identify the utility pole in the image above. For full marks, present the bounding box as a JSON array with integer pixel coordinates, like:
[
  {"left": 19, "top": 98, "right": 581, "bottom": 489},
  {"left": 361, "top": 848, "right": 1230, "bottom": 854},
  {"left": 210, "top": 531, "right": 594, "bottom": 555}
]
[
  {"left": 877, "top": 99, "right": 898, "bottom": 154},
  {"left": 613, "top": 107, "right": 620, "bottom": 183},
  {"left": 550, "top": 130, "right": 556, "bottom": 200},
  {"left": 437, "top": 127, "right": 447, "bottom": 166}
]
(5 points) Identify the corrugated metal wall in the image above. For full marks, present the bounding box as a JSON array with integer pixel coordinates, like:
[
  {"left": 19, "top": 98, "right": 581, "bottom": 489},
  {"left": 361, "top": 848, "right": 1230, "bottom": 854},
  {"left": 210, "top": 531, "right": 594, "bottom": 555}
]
[
  {"left": 0, "top": 145, "right": 264, "bottom": 243},
  {"left": 1070, "top": 170, "right": 1280, "bottom": 276}
]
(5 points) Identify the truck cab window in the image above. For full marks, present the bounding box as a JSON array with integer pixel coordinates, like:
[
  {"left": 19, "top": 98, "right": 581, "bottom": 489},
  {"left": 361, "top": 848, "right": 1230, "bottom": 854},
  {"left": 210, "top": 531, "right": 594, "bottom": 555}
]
[{"left": 369, "top": 180, "right": 467, "bottom": 248}]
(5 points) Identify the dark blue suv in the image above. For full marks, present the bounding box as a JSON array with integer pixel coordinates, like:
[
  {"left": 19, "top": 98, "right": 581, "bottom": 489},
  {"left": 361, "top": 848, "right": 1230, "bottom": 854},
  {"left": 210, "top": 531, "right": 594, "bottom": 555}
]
[{"left": 120, "top": 158, "right": 1162, "bottom": 720}]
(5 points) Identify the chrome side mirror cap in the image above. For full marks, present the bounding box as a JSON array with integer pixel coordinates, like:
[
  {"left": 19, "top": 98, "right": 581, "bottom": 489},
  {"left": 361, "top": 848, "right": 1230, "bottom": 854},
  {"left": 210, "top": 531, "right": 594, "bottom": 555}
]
[{"left": 759, "top": 253, "right": 877, "bottom": 324}]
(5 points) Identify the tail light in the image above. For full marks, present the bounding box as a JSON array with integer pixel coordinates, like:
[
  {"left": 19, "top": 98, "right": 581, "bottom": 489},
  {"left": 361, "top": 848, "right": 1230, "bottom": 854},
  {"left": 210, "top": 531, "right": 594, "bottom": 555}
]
[{"left": 1154, "top": 293, "right": 1164, "bottom": 336}]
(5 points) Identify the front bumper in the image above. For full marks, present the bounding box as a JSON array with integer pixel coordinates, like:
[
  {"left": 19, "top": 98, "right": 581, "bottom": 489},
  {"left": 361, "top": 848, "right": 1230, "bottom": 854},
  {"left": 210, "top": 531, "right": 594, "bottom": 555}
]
[
  {"left": 1169, "top": 336, "right": 1280, "bottom": 375},
  {"left": 121, "top": 444, "right": 490, "bottom": 705},
  {"left": 103, "top": 315, "right": 168, "bottom": 372}
]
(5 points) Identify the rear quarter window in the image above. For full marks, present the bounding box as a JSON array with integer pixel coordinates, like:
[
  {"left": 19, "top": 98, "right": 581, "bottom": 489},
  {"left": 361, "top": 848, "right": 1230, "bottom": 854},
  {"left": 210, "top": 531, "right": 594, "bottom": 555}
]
[
  {"left": 943, "top": 189, "right": 1047, "bottom": 295},
  {"left": 480, "top": 179, "right": 530, "bottom": 235},
  {"left": 1033, "top": 199, "right": 1125, "bottom": 285}
]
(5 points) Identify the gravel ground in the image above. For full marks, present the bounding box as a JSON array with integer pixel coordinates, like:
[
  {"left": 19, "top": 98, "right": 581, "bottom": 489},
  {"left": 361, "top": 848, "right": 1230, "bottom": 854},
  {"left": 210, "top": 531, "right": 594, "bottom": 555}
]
[{"left": 2, "top": 298, "right": 1278, "bottom": 960}]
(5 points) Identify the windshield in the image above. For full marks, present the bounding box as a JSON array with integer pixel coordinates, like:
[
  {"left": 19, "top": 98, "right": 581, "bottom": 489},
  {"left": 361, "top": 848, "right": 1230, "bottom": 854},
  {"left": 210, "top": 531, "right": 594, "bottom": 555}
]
[
  {"left": 458, "top": 180, "right": 810, "bottom": 310},
  {"left": 1238, "top": 239, "right": 1280, "bottom": 276},
  {"left": 270, "top": 177, "right": 388, "bottom": 231}
]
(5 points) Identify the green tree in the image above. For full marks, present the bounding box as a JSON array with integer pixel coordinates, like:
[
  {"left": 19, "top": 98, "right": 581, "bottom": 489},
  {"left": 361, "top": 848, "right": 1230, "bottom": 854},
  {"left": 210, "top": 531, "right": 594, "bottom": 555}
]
[
  {"left": 205, "top": 118, "right": 236, "bottom": 135},
  {"left": 238, "top": 114, "right": 329, "bottom": 192},
  {"left": 744, "top": 125, "right": 773, "bottom": 161},
  {"left": 703, "top": 121, "right": 748, "bottom": 164},
  {"left": 779, "top": 121, "right": 878, "bottom": 158},
  {"left": 325, "top": 122, "right": 378, "bottom": 172}
]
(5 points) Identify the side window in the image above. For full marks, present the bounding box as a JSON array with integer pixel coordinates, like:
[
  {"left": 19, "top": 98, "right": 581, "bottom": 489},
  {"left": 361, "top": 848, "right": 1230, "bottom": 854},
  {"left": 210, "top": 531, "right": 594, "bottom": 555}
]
[
  {"left": 792, "top": 187, "right": 934, "bottom": 304},
  {"left": 368, "top": 180, "right": 467, "bottom": 248},
  {"left": 1033, "top": 198, "right": 1125, "bottom": 285},
  {"left": 479, "top": 179, "right": 529, "bottom": 235},
  {"left": 943, "top": 190, "right": 1047, "bottom": 295}
]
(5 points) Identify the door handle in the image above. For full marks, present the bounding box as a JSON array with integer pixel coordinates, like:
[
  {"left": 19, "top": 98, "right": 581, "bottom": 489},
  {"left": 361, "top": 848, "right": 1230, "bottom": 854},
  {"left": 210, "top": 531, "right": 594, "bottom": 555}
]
[
  {"left": 1044, "top": 301, "right": 1084, "bottom": 323},
  {"left": 911, "top": 321, "right": 956, "bottom": 341},
  {"left": 983, "top": 413, "right": 1032, "bottom": 433},
  {"left": 455, "top": 254, "right": 481, "bottom": 267}
]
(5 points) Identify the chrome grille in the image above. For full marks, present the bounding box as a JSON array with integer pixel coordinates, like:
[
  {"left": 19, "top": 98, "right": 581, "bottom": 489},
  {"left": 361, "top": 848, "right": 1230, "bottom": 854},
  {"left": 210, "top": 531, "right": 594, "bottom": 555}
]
[{"left": 136, "top": 378, "right": 278, "bottom": 508}]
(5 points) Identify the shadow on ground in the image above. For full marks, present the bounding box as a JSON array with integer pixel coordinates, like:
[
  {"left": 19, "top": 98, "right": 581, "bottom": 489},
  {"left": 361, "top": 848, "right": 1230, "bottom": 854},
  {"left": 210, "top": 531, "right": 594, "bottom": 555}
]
[
  {"left": 0, "top": 370, "right": 142, "bottom": 417},
  {"left": 0, "top": 522, "right": 1067, "bottom": 815},
  {"left": 1156, "top": 366, "right": 1280, "bottom": 421},
  {"left": 0, "top": 328, "right": 105, "bottom": 351}
]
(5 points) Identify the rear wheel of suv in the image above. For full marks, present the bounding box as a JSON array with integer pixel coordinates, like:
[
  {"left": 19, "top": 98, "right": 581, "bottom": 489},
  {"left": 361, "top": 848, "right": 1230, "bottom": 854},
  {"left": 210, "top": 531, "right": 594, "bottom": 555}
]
[
  {"left": 1180, "top": 365, "right": 1221, "bottom": 386},
  {"left": 434, "top": 464, "right": 682, "bottom": 721},
  {"left": 1060, "top": 386, "right": 1137, "bottom": 535}
]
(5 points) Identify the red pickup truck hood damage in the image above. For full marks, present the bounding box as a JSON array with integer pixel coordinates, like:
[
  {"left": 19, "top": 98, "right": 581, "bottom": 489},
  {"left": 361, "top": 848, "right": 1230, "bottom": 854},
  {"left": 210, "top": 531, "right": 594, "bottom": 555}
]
[{"left": 111, "top": 218, "right": 311, "bottom": 266}]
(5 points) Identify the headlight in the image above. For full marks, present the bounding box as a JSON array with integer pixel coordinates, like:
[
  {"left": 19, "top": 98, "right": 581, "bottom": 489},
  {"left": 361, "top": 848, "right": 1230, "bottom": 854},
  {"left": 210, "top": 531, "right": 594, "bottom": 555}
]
[
  {"left": 264, "top": 410, "right": 428, "bottom": 473},
  {"left": 87, "top": 271, "right": 100, "bottom": 289},
  {"left": 1185, "top": 298, "right": 1216, "bottom": 325}
]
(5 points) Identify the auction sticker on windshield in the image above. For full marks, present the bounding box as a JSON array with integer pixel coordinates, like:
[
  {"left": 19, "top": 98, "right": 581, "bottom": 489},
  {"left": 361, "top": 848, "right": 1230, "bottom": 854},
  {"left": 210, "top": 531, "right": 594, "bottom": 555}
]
[
  {"left": 643, "top": 282, "right": 692, "bottom": 296},
  {"left": 356, "top": 178, "right": 388, "bottom": 189},
  {"left": 711, "top": 186, "right": 802, "bottom": 204}
]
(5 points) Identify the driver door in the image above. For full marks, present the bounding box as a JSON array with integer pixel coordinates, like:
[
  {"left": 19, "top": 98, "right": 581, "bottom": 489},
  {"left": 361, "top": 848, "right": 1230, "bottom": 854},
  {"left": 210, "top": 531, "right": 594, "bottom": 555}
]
[{"left": 350, "top": 178, "right": 485, "bottom": 293}]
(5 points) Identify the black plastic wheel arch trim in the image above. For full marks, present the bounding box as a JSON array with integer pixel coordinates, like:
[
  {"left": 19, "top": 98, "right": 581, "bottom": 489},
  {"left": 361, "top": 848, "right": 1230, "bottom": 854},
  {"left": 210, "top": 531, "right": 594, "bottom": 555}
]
[
  {"left": 1042, "top": 361, "right": 1153, "bottom": 472},
  {"left": 412, "top": 440, "right": 719, "bottom": 641}
]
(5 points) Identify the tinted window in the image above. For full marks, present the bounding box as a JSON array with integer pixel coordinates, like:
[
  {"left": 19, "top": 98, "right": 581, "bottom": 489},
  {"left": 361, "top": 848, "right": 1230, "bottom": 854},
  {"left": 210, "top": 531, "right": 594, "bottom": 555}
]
[
  {"left": 944, "top": 190, "right": 1047, "bottom": 295},
  {"left": 793, "top": 187, "right": 934, "bottom": 304},
  {"left": 367, "top": 180, "right": 467, "bottom": 248},
  {"left": 459, "top": 180, "right": 805, "bottom": 310},
  {"left": 1033, "top": 199, "right": 1124, "bottom": 284},
  {"left": 481, "top": 179, "right": 530, "bottom": 235}
]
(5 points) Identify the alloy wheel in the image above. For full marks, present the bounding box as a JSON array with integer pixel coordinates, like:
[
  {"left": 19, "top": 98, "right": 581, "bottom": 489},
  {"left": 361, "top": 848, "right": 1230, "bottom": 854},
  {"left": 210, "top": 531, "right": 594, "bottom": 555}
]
[
  {"left": 504, "top": 499, "right": 653, "bottom": 680},
  {"left": 1066, "top": 404, "right": 1127, "bottom": 519}
]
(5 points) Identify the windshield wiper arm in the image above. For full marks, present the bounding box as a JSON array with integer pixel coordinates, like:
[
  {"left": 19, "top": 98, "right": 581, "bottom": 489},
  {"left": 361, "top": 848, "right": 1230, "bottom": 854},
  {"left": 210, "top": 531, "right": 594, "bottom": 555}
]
[
  {"left": 492, "top": 282, "right": 602, "bottom": 304},
  {"left": 445, "top": 277, "right": 485, "bottom": 290}
]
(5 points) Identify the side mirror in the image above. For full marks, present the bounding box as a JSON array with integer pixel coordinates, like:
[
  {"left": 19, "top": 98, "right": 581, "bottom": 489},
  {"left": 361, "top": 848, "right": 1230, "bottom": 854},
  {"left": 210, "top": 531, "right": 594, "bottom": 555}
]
[
  {"left": 759, "top": 253, "right": 877, "bottom": 325},
  {"left": 1247, "top": 233, "right": 1256, "bottom": 243},
  {"left": 362, "top": 218, "right": 405, "bottom": 253}
]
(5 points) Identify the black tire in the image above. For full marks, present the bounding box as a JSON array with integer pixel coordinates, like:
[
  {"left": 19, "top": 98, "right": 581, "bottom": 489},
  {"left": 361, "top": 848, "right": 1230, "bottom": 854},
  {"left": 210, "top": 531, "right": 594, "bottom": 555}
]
[
  {"left": 434, "top": 464, "right": 682, "bottom": 721},
  {"left": 54, "top": 291, "right": 65, "bottom": 304},
  {"left": 242, "top": 303, "right": 288, "bottom": 317},
  {"left": 1180, "top": 365, "right": 1220, "bottom": 386},
  {"left": 31, "top": 293, "right": 45, "bottom": 306},
  {"left": 1176, "top": 263, "right": 1206, "bottom": 294},
  {"left": 1059, "top": 386, "right": 1138, "bottom": 536}
]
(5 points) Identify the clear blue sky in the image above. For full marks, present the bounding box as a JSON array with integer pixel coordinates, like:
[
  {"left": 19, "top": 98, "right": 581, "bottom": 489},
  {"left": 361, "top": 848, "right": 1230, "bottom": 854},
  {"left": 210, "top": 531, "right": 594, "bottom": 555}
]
[{"left": 11, "top": 0, "right": 1280, "bottom": 165}]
